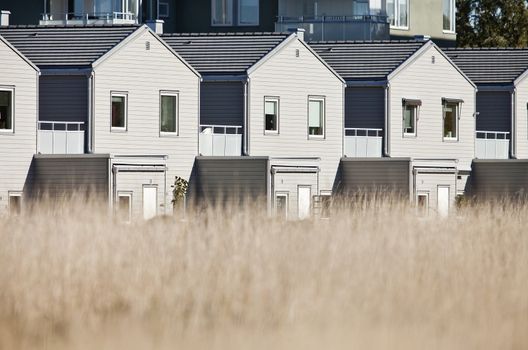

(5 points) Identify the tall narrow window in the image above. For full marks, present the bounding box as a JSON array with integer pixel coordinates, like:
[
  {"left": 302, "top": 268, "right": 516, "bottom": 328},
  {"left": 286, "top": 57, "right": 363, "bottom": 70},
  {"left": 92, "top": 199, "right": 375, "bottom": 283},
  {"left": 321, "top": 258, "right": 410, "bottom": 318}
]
[
  {"left": 417, "top": 193, "right": 429, "bottom": 215},
  {"left": 239, "top": 0, "right": 259, "bottom": 25},
  {"left": 158, "top": 0, "right": 170, "bottom": 18},
  {"left": 264, "top": 97, "right": 279, "bottom": 133},
  {"left": 443, "top": 0, "right": 455, "bottom": 32},
  {"left": 111, "top": 94, "right": 127, "bottom": 131},
  {"left": 160, "top": 93, "right": 178, "bottom": 134},
  {"left": 117, "top": 193, "right": 132, "bottom": 223},
  {"left": 0, "top": 90, "right": 13, "bottom": 131},
  {"left": 387, "top": 0, "right": 408, "bottom": 28},
  {"left": 308, "top": 97, "right": 325, "bottom": 137},
  {"left": 212, "top": 0, "right": 233, "bottom": 25},
  {"left": 403, "top": 104, "right": 417, "bottom": 136},
  {"left": 443, "top": 101, "right": 459, "bottom": 140},
  {"left": 8, "top": 193, "right": 21, "bottom": 216}
]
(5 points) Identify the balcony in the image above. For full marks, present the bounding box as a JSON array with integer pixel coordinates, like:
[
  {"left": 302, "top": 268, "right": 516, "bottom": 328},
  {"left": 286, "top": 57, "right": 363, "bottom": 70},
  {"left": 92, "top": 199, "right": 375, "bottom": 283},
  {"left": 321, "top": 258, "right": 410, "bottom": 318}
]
[
  {"left": 38, "top": 121, "right": 85, "bottom": 155},
  {"left": 275, "top": 15, "right": 390, "bottom": 41},
  {"left": 199, "top": 125, "right": 242, "bottom": 157},
  {"left": 475, "top": 131, "right": 510, "bottom": 159},
  {"left": 40, "top": 12, "right": 136, "bottom": 25},
  {"left": 344, "top": 128, "right": 383, "bottom": 158}
]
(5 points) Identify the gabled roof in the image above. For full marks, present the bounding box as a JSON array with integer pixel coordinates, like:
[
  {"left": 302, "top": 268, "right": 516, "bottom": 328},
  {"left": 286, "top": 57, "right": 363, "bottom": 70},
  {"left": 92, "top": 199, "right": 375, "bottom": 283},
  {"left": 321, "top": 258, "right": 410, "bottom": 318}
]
[
  {"left": 0, "top": 24, "right": 140, "bottom": 69},
  {"left": 161, "top": 32, "right": 291, "bottom": 75},
  {"left": 445, "top": 48, "right": 528, "bottom": 85},
  {"left": 309, "top": 40, "right": 428, "bottom": 81}
]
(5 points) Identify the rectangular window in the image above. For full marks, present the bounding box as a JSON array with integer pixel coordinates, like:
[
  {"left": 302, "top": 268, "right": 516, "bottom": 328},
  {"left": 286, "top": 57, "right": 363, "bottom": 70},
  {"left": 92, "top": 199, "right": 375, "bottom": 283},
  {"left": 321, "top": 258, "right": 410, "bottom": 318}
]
[
  {"left": 387, "top": 0, "right": 408, "bottom": 28},
  {"left": 443, "top": 0, "right": 455, "bottom": 32},
  {"left": 111, "top": 93, "right": 127, "bottom": 131},
  {"left": 264, "top": 97, "right": 279, "bottom": 133},
  {"left": 158, "top": 0, "right": 170, "bottom": 18},
  {"left": 212, "top": 0, "right": 259, "bottom": 26},
  {"left": 212, "top": 0, "right": 233, "bottom": 25},
  {"left": 239, "top": 0, "right": 259, "bottom": 25},
  {"left": 403, "top": 102, "right": 419, "bottom": 136},
  {"left": 160, "top": 93, "right": 178, "bottom": 134},
  {"left": 8, "top": 193, "right": 22, "bottom": 216},
  {"left": 275, "top": 192, "right": 288, "bottom": 219},
  {"left": 443, "top": 102, "right": 459, "bottom": 140},
  {"left": 308, "top": 97, "right": 325, "bottom": 137},
  {"left": 417, "top": 192, "right": 429, "bottom": 215},
  {"left": 0, "top": 90, "right": 13, "bottom": 132},
  {"left": 320, "top": 191, "right": 332, "bottom": 219},
  {"left": 117, "top": 193, "right": 132, "bottom": 223}
]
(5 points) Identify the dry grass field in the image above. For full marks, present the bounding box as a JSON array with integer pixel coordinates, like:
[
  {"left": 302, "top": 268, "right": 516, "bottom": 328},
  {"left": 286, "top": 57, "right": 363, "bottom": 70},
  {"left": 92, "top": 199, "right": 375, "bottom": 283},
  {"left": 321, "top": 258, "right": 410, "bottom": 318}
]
[{"left": 0, "top": 198, "right": 527, "bottom": 349}]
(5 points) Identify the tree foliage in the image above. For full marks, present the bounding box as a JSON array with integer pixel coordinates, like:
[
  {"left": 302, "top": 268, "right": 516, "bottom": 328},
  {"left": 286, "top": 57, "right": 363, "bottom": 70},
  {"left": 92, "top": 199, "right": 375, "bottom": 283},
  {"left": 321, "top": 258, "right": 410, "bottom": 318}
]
[{"left": 456, "top": 0, "right": 528, "bottom": 47}]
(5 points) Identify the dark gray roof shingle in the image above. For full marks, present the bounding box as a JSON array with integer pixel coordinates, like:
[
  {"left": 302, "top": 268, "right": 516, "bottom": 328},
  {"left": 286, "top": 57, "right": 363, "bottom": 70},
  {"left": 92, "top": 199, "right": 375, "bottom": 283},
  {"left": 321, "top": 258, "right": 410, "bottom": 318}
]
[
  {"left": 0, "top": 25, "right": 140, "bottom": 68},
  {"left": 161, "top": 32, "right": 290, "bottom": 75},
  {"left": 309, "top": 40, "right": 428, "bottom": 81},
  {"left": 445, "top": 48, "right": 528, "bottom": 85}
]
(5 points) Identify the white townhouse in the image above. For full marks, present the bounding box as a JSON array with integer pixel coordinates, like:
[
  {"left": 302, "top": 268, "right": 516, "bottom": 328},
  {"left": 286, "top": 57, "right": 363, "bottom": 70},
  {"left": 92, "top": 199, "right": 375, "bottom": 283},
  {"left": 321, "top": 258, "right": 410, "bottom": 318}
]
[
  {"left": 312, "top": 40, "right": 477, "bottom": 215},
  {"left": 0, "top": 35, "right": 39, "bottom": 216},
  {"left": 0, "top": 24, "right": 201, "bottom": 220},
  {"left": 163, "top": 30, "right": 345, "bottom": 219}
]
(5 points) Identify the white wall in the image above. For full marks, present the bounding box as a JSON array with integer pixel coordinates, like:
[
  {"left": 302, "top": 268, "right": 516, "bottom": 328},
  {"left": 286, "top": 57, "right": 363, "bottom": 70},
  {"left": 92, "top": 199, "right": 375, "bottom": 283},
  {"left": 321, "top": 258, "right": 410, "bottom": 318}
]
[{"left": 515, "top": 78, "right": 528, "bottom": 159}]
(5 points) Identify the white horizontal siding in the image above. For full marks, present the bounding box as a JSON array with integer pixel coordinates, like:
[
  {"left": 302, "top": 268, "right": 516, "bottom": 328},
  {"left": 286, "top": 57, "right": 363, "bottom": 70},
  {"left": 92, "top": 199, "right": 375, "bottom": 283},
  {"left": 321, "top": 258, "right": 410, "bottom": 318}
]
[
  {"left": 115, "top": 170, "right": 166, "bottom": 219},
  {"left": 93, "top": 30, "right": 200, "bottom": 214},
  {"left": 389, "top": 45, "right": 476, "bottom": 173},
  {"left": 248, "top": 39, "right": 344, "bottom": 193},
  {"left": 0, "top": 41, "right": 37, "bottom": 215},
  {"left": 515, "top": 78, "right": 528, "bottom": 158}
]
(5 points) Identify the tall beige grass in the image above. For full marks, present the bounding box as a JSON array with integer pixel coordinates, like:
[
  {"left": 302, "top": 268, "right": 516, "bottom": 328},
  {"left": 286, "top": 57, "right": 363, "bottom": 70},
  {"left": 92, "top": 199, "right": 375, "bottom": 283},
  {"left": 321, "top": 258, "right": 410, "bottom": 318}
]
[{"left": 0, "top": 198, "right": 527, "bottom": 349}]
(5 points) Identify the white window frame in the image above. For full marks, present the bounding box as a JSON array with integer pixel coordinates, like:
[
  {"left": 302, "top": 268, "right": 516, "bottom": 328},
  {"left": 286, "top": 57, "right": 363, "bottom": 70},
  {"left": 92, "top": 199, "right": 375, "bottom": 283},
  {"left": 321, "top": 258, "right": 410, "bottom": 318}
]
[
  {"left": 117, "top": 192, "right": 132, "bottom": 223},
  {"left": 442, "top": 100, "right": 460, "bottom": 142},
  {"left": 110, "top": 92, "right": 128, "bottom": 132},
  {"left": 442, "top": 0, "right": 456, "bottom": 33},
  {"left": 211, "top": 0, "right": 234, "bottom": 26},
  {"left": 159, "top": 91, "right": 179, "bottom": 136},
  {"left": 308, "top": 96, "right": 326, "bottom": 139},
  {"left": 388, "top": 0, "right": 410, "bottom": 30},
  {"left": 403, "top": 102, "right": 419, "bottom": 137},
  {"left": 319, "top": 190, "right": 332, "bottom": 219},
  {"left": 8, "top": 192, "right": 22, "bottom": 216},
  {"left": 264, "top": 96, "right": 279, "bottom": 135},
  {"left": 0, "top": 87, "right": 14, "bottom": 133},
  {"left": 158, "top": 0, "right": 170, "bottom": 18},
  {"left": 416, "top": 192, "right": 429, "bottom": 215},
  {"left": 237, "top": 0, "right": 259, "bottom": 26},
  {"left": 275, "top": 191, "right": 289, "bottom": 219}
]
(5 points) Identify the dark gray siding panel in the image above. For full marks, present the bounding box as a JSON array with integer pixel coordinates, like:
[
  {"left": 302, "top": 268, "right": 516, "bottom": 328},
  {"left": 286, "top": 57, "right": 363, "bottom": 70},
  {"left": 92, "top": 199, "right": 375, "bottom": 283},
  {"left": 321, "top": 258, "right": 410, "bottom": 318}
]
[
  {"left": 29, "top": 155, "right": 109, "bottom": 201},
  {"left": 469, "top": 160, "right": 528, "bottom": 200},
  {"left": 189, "top": 157, "right": 267, "bottom": 205},
  {"left": 200, "top": 82, "right": 244, "bottom": 126},
  {"left": 337, "top": 158, "right": 410, "bottom": 198},
  {"left": 345, "top": 87, "right": 385, "bottom": 129},
  {"left": 476, "top": 91, "right": 511, "bottom": 132},
  {"left": 39, "top": 75, "right": 88, "bottom": 123}
]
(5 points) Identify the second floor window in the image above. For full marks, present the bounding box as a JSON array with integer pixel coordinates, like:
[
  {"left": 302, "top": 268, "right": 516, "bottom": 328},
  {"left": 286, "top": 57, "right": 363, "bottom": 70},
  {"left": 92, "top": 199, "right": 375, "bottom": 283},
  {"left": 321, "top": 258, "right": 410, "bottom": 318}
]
[
  {"left": 443, "top": 0, "right": 455, "bottom": 32},
  {"left": 443, "top": 101, "right": 459, "bottom": 140},
  {"left": 265, "top": 97, "right": 279, "bottom": 133},
  {"left": 111, "top": 93, "right": 127, "bottom": 131},
  {"left": 212, "top": 0, "right": 259, "bottom": 26},
  {"left": 0, "top": 90, "right": 13, "bottom": 132},
  {"left": 160, "top": 93, "right": 178, "bottom": 134},
  {"left": 387, "top": 0, "right": 408, "bottom": 29},
  {"left": 403, "top": 104, "right": 417, "bottom": 136},
  {"left": 308, "top": 97, "right": 325, "bottom": 137}
]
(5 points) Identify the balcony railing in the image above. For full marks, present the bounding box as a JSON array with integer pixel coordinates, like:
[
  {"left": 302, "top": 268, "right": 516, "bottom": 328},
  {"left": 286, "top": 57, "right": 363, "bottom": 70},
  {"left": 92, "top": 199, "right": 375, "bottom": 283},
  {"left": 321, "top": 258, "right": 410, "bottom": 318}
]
[
  {"left": 40, "top": 12, "right": 137, "bottom": 25},
  {"left": 38, "top": 121, "right": 85, "bottom": 155},
  {"left": 199, "top": 125, "right": 242, "bottom": 156},
  {"left": 475, "top": 131, "right": 510, "bottom": 159},
  {"left": 344, "top": 128, "right": 383, "bottom": 158},
  {"left": 276, "top": 15, "right": 390, "bottom": 41}
]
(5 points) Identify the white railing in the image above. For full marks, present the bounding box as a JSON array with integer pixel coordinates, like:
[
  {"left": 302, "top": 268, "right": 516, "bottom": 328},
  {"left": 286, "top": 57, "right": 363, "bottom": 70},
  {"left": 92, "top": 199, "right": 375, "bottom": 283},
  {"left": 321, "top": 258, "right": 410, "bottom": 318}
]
[
  {"left": 40, "top": 12, "right": 137, "bottom": 25},
  {"left": 38, "top": 121, "right": 85, "bottom": 155},
  {"left": 475, "top": 131, "right": 510, "bottom": 159},
  {"left": 344, "top": 128, "right": 383, "bottom": 158},
  {"left": 199, "top": 125, "right": 242, "bottom": 156}
]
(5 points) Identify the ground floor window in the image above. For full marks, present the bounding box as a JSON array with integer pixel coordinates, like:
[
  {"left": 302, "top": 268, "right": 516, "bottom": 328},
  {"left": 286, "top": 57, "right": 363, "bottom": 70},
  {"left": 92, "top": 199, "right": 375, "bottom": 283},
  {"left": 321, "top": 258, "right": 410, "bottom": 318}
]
[
  {"left": 417, "top": 192, "right": 429, "bottom": 215},
  {"left": 319, "top": 191, "right": 332, "bottom": 219},
  {"left": 275, "top": 192, "right": 288, "bottom": 219},
  {"left": 117, "top": 192, "right": 132, "bottom": 223},
  {"left": 8, "top": 192, "right": 22, "bottom": 216}
]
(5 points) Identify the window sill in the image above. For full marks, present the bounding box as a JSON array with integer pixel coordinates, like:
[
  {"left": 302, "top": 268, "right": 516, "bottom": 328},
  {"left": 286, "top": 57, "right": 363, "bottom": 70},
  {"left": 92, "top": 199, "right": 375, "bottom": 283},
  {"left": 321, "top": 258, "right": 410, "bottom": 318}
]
[
  {"left": 211, "top": 23, "right": 234, "bottom": 27},
  {"left": 0, "top": 129, "right": 14, "bottom": 135},
  {"left": 443, "top": 137, "right": 458, "bottom": 142},
  {"left": 443, "top": 30, "right": 456, "bottom": 35},
  {"left": 160, "top": 132, "right": 179, "bottom": 138},
  {"left": 111, "top": 128, "right": 127, "bottom": 133},
  {"left": 264, "top": 130, "right": 279, "bottom": 136},
  {"left": 403, "top": 133, "right": 417, "bottom": 138},
  {"left": 308, "top": 135, "right": 325, "bottom": 140},
  {"left": 390, "top": 25, "right": 409, "bottom": 31}
]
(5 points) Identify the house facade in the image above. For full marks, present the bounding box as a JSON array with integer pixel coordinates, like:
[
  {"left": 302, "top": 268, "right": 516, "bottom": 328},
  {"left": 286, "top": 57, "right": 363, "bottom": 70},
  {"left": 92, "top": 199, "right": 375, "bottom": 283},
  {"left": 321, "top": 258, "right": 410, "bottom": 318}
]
[
  {"left": 163, "top": 31, "right": 345, "bottom": 218},
  {"left": 311, "top": 40, "right": 476, "bottom": 215},
  {"left": 0, "top": 35, "right": 39, "bottom": 216},
  {"left": 0, "top": 24, "right": 201, "bottom": 219}
]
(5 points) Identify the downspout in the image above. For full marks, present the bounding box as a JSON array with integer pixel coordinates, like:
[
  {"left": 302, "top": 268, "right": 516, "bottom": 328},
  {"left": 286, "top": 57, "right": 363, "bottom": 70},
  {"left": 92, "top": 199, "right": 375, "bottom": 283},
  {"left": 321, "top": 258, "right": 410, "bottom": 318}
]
[
  {"left": 342, "top": 83, "right": 346, "bottom": 158},
  {"left": 473, "top": 87, "right": 478, "bottom": 161},
  {"left": 384, "top": 82, "right": 391, "bottom": 157},
  {"left": 36, "top": 70, "right": 40, "bottom": 154},
  {"left": 511, "top": 87, "right": 517, "bottom": 159},
  {"left": 243, "top": 77, "right": 250, "bottom": 156},
  {"left": 88, "top": 70, "right": 94, "bottom": 153}
]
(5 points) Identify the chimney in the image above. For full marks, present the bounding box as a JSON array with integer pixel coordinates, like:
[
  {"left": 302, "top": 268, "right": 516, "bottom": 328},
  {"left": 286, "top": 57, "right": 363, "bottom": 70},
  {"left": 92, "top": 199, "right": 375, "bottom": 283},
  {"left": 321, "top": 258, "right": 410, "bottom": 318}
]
[
  {"left": 146, "top": 19, "right": 164, "bottom": 35},
  {"left": 288, "top": 28, "right": 305, "bottom": 41},
  {"left": 0, "top": 10, "right": 10, "bottom": 27},
  {"left": 414, "top": 34, "right": 431, "bottom": 41}
]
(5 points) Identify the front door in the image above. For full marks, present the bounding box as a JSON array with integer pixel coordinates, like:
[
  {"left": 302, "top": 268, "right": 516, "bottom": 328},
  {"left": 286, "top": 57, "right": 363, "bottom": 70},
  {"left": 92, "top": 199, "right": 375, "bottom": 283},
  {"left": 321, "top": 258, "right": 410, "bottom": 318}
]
[
  {"left": 298, "top": 186, "right": 311, "bottom": 219},
  {"left": 437, "top": 186, "right": 450, "bottom": 217},
  {"left": 142, "top": 186, "right": 157, "bottom": 220}
]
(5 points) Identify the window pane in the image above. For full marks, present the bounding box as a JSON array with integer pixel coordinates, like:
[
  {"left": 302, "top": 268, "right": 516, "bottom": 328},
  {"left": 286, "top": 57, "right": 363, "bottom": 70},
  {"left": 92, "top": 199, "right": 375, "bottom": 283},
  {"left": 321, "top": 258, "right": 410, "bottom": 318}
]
[
  {"left": 212, "top": 0, "right": 233, "bottom": 25},
  {"left": 443, "top": 103, "right": 457, "bottom": 138},
  {"left": 404, "top": 105, "right": 415, "bottom": 134},
  {"left": 443, "top": 0, "right": 452, "bottom": 31},
  {"left": 239, "top": 0, "right": 258, "bottom": 25},
  {"left": 398, "top": 0, "right": 408, "bottom": 27},
  {"left": 0, "top": 91, "right": 12, "bottom": 130},
  {"left": 265, "top": 100, "right": 277, "bottom": 131},
  {"left": 112, "top": 95, "right": 126, "bottom": 128},
  {"left": 161, "top": 95, "right": 177, "bottom": 133},
  {"left": 353, "top": 0, "right": 369, "bottom": 16},
  {"left": 309, "top": 100, "right": 323, "bottom": 136},
  {"left": 9, "top": 195, "right": 21, "bottom": 216},
  {"left": 118, "top": 195, "right": 131, "bottom": 222},
  {"left": 386, "top": 0, "right": 395, "bottom": 25}
]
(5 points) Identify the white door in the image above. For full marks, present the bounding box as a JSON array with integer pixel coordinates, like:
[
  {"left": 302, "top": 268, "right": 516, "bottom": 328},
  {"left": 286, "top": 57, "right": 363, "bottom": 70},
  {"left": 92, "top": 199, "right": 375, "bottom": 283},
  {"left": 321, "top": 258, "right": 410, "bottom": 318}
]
[
  {"left": 437, "top": 186, "right": 450, "bottom": 218},
  {"left": 143, "top": 186, "right": 157, "bottom": 220},
  {"left": 298, "top": 186, "right": 311, "bottom": 219}
]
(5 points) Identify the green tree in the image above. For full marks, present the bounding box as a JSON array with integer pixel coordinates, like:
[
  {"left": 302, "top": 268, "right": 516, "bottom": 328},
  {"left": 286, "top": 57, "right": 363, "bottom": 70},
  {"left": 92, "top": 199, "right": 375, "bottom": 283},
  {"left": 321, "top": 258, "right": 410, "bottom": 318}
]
[{"left": 456, "top": 0, "right": 528, "bottom": 47}]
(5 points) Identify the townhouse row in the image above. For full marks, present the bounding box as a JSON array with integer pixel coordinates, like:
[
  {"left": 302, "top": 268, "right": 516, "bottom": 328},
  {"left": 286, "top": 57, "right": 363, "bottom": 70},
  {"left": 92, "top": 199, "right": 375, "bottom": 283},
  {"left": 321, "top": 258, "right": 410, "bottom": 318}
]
[{"left": 0, "top": 24, "right": 524, "bottom": 220}]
